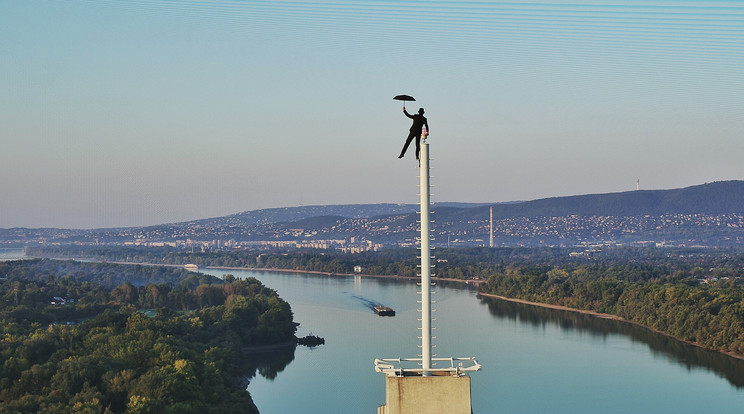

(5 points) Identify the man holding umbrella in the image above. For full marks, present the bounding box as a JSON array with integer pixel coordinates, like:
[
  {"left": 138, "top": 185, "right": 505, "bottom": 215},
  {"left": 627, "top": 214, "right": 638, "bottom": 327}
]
[{"left": 398, "top": 106, "right": 429, "bottom": 160}]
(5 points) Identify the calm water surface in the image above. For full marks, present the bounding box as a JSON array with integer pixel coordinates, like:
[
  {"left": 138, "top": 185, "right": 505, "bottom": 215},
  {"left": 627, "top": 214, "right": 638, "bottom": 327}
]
[{"left": 200, "top": 268, "right": 744, "bottom": 414}]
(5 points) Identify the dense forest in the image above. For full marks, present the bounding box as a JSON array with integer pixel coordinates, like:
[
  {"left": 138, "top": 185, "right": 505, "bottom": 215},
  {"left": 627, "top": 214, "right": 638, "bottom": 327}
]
[
  {"left": 26, "top": 246, "right": 421, "bottom": 277},
  {"left": 477, "top": 265, "right": 744, "bottom": 355},
  {"left": 0, "top": 260, "right": 295, "bottom": 413},
  {"left": 2, "top": 258, "right": 219, "bottom": 289}
]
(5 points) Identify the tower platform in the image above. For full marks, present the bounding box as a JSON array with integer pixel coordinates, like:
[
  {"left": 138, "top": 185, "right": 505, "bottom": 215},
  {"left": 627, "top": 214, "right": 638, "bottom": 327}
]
[{"left": 374, "top": 357, "right": 480, "bottom": 414}]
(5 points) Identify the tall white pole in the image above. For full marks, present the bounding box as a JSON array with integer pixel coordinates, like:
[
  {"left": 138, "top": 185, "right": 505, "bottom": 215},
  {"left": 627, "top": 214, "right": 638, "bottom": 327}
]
[
  {"left": 490, "top": 206, "right": 494, "bottom": 248},
  {"left": 419, "top": 134, "right": 432, "bottom": 375}
]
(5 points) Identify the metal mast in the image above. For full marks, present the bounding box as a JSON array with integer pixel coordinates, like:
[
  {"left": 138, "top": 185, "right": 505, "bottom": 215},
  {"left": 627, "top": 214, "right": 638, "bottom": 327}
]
[
  {"left": 419, "top": 134, "right": 432, "bottom": 375},
  {"left": 490, "top": 206, "right": 494, "bottom": 248}
]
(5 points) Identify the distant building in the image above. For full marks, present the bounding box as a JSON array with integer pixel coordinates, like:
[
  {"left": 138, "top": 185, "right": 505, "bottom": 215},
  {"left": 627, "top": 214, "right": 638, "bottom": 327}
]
[{"left": 51, "top": 296, "right": 74, "bottom": 305}]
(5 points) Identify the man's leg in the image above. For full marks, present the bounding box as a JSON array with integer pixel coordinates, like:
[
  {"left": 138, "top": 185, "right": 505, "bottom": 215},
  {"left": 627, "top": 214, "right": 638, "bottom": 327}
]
[
  {"left": 399, "top": 132, "right": 415, "bottom": 158},
  {"left": 415, "top": 135, "right": 421, "bottom": 160}
]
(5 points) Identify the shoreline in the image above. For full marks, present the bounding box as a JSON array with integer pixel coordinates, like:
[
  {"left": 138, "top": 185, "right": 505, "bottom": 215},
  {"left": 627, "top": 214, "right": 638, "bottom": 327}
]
[
  {"left": 206, "top": 265, "right": 486, "bottom": 286},
  {"left": 476, "top": 292, "right": 744, "bottom": 362},
  {"left": 242, "top": 339, "right": 297, "bottom": 354}
]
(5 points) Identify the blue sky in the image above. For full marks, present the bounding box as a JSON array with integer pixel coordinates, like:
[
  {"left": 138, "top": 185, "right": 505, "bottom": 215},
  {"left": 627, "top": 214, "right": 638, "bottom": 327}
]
[{"left": 1, "top": 0, "right": 743, "bottom": 228}]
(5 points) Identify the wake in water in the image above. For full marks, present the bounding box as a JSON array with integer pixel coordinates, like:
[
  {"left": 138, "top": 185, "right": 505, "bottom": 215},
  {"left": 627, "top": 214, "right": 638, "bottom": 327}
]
[{"left": 350, "top": 294, "right": 382, "bottom": 311}]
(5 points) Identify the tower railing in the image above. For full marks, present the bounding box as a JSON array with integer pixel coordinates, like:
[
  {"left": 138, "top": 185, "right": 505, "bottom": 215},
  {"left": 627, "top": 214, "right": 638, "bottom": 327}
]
[{"left": 374, "top": 357, "right": 481, "bottom": 377}]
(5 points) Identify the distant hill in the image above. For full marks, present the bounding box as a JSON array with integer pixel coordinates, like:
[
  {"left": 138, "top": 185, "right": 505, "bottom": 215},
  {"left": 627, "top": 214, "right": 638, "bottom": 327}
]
[
  {"left": 440, "top": 180, "right": 744, "bottom": 222},
  {"left": 186, "top": 202, "right": 489, "bottom": 227},
  {"left": 223, "top": 180, "right": 744, "bottom": 247},
  {"left": 4, "top": 181, "right": 744, "bottom": 248}
]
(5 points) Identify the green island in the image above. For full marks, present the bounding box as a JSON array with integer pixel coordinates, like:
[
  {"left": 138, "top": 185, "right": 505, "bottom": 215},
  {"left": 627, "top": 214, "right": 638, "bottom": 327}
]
[
  {"left": 0, "top": 259, "right": 295, "bottom": 414},
  {"left": 26, "top": 245, "right": 744, "bottom": 358}
]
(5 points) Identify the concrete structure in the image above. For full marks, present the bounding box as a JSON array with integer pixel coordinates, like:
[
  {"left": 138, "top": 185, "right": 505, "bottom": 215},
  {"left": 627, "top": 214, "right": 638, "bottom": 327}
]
[
  {"left": 378, "top": 374, "right": 472, "bottom": 414},
  {"left": 375, "top": 132, "right": 480, "bottom": 413}
]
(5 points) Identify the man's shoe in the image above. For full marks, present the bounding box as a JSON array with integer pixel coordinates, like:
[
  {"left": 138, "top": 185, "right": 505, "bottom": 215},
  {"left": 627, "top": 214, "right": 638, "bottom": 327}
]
[{"left": 398, "top": 154, "right": 404, "bottom": 159}]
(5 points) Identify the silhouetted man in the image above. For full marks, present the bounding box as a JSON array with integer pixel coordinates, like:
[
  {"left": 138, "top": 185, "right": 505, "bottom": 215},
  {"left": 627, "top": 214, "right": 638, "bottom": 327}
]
[{"left": 398, "top": 107, "right": 429, "bottom": 160}]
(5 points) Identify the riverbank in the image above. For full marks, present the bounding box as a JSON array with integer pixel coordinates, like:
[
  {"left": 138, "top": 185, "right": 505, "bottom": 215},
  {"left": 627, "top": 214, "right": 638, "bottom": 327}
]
[
  {"left": 477, "top": 292, "right": 744, "bottom": 362},
  {"left": 206, "top": 265, "right": 486, "bottom": 286}
]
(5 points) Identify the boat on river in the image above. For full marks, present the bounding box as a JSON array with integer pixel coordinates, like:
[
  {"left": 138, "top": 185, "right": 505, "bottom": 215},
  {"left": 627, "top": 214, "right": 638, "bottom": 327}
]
[{"left": 374, "top": 305, "right": 395, "bottom": 316}]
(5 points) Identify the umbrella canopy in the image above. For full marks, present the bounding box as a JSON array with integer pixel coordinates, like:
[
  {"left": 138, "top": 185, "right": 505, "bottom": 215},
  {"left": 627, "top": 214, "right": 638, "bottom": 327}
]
[{"left": 393, "top": 94, "right": 416, "bottom": 102}]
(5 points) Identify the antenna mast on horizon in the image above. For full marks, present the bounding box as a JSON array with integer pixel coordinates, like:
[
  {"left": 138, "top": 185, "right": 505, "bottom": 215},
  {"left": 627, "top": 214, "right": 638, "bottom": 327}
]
[{"left": 490, "top": 206, "right": 494, "bottom": 248}]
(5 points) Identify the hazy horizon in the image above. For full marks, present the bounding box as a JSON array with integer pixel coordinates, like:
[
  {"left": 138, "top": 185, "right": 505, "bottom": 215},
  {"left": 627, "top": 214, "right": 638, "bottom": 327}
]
[
  {"left": 4, "top": 179, "right": 736, "bottom": 231},
  {"left": 3, "top": 1, "right": 743, "bottom": 229}
]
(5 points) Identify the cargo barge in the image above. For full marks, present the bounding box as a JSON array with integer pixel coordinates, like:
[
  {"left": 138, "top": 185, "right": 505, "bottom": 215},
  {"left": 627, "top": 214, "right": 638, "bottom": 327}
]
[{"left": 374, "top": 305, "right": 395, "bottom": 316}]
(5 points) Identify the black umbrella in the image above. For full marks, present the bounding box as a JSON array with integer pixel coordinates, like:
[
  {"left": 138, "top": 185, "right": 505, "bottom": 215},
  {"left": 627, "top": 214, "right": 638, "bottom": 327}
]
[
  {"left": 394, "top": 94, "right": 415, "bottom": 102},
  {"left": 393, "top": 94, "right": 415, "bottom": 110}
]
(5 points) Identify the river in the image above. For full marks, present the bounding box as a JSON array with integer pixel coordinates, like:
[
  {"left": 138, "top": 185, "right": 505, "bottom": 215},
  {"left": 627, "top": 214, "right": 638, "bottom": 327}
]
[
  {"left": 198, "top": 268, "right": 744, "bottom": 413},
  {"left": 0, "top": 248, "right": 27, "bottom": 262}
]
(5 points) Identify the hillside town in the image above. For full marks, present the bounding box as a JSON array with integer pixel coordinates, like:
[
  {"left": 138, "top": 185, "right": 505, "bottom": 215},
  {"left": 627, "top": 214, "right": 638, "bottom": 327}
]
[{"left": 3, "top": 211, "right": 744, "bottom": 251}]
